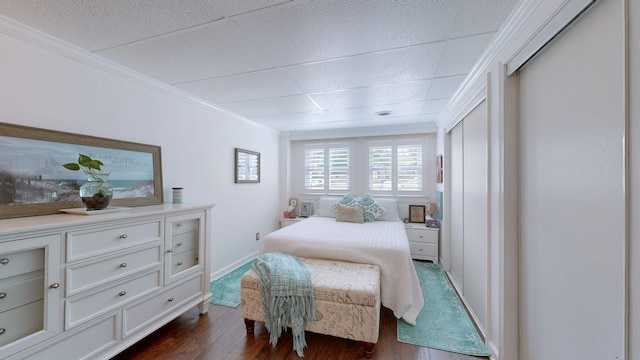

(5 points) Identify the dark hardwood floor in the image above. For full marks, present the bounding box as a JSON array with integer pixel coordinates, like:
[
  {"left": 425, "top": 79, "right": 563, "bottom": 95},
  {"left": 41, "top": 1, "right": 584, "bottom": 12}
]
[{"left": 111, "top": 303, "right": 489, "bottom": 360}]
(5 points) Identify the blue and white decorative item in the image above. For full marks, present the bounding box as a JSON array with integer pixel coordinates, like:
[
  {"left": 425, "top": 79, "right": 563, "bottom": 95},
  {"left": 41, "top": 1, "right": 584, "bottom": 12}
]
[{"left": 172, "top": 187, "right": 184, "bottom": 203}]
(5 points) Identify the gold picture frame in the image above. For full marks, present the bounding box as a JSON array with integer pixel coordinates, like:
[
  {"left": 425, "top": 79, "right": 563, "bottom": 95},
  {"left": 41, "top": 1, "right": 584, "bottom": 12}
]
[
  {"left": 409, "top": 205, "right": 426, "bottom": 223},
  {"left": 0, "top": 122, "right": 163, "bottom": 219}
]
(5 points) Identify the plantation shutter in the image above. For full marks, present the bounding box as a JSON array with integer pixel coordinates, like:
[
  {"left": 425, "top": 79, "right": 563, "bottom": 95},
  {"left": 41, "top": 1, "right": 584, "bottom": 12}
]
[
  {"left": 369, "top": 146, "right": 392, "bottom": 191},
  {"left": 397, "top": 144, "right": 422, "bottom": 191},
  {"left": 329, "top": 147, "right": 349, "bottom": 191},
  {"left": 304, "top": 148, "right": 325, "bottom": 190}
]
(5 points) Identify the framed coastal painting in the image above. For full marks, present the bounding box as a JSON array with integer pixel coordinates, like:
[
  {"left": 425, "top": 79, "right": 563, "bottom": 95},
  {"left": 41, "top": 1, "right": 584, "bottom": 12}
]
[{"left": 0, "top": 122, "right": 163, "bottom": 219}]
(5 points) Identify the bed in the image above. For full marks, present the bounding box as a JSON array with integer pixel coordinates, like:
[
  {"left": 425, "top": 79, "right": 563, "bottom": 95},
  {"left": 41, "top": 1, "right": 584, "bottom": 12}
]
[{"left": 259, "top": 198, "right": 424, "bottom": 325}]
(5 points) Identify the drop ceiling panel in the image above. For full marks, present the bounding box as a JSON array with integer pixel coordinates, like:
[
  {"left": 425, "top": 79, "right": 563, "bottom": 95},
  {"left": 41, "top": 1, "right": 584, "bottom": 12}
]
[
  {"left": 427, "top": 75, "right": 468, "bottom": 100},
  {"left": 449, "top": 0, "right": 519, "bottom": 38},
  {"left": 421, "top": 99, "right": 451, "bottom": 115},
  {"left": 220, "top": 95, "right": 321, "bottom": 118},
  {"left": 435, "top": 33, "right": 498, "bottom": 77},
  {"left": 283, "top": 42, "right": 445, "bottom": 93},
  {"left": 249, "top": 102, "right": 430, "bottom": 132},
  {"left": 0, "top": 0, "right": 521, "bottom": 133},
  {"left": 309, "top": 81, "right": 431, "bottom": 111},
  {"left": 0, "top": 0, "right": 225, "bottom": 51},
  {"left": 234, "top": 0, "right": 459, "bottom": 66},
  {"left": 175, "top": 69, "right": 303, "bottom": 103},
  {"left": 213, "top": 0, "right": 293, "bottom": 17},
  {"left": 96, "top": 20, "right": 279, "bottom": 84}
]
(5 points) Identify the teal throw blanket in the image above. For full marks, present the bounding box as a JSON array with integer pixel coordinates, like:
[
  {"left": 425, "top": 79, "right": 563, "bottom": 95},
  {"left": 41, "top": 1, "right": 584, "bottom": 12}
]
[{"left": 253, "top": 252, "right": 316, "bottom": 357}]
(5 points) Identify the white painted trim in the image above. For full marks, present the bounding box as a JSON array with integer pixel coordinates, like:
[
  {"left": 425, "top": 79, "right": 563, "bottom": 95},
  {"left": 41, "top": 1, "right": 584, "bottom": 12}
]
[
  {"left": 0, "top": 14, "right": 276, "bottom": 134},
  {"left": 288, "top": 122, "right": 437, "bottom": 141},
  {"left": 445, "top": 86, "right": 487, "bottom": 134},
  {"left": 210, "top": 250, "right": 258, "bottom": 281},
  {"left": 506, "top": 0, "right": 596, "bottom": 75},
  {"left": 439, "top": 0, "right": 597, "bottom": 130}
]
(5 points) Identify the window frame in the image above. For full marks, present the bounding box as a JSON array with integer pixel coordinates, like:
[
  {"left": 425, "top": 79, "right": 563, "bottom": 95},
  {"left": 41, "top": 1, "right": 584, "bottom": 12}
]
[{"left": 293, "top": 135, "right": 431, "bottom": 198}]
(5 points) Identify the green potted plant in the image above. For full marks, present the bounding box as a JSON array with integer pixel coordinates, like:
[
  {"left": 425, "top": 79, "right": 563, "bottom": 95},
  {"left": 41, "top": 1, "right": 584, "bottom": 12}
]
[{"left": 63, "top": 154, "right": 113, "bottom": 210}]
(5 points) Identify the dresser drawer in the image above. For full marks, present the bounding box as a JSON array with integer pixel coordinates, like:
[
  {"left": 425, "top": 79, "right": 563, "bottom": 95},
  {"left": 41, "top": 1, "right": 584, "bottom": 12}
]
[
  {"left": 24, "top": 313, "right": 118, "bottom": 360},
  {"left": 66, "top": 220, "right": 162, "bottom": 262},
  {"left": 406, "top": 228, "right": 437, "bottom": 244},
  {"left": 0, "top": 300, "right": 44, "bottom": 347},
  {"left": 170, "top": 233, "right": 196, "bottom": 255},
  {"left": 0, "top": 271, "right": 43, "bottom": 313},
  {"left": 66, "top": 270, "right": 161, "bottom": 329},
  {"left": 409, "top": 241, "right": 437, "bottom": 259},
  {"left": 171, "top": 218, "right": 199, "bottom": 236},
  {"left": 66, "top": 244, "right": 162, "bottom": 296},
  {"left": 123, "top": 274, "right": 202, "bottom": 336},
  {"left": 170, "top": 250, "right": 198, "bottom": 274},
  {"left": 0, "top": 248, "right": 44, "bottom": 280}
]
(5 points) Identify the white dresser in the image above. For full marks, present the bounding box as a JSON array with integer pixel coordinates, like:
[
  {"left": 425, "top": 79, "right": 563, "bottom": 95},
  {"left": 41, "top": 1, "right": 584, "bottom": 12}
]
[
  {"left": 0, "top": 204, "right": 212, "bottom": 360},
  {"left": 405, "top": 224, "right": 439, "bottom": 263}
]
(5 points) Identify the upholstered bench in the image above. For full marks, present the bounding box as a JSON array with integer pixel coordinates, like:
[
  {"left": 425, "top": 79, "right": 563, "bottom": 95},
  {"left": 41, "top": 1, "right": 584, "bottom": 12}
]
[{"left": 240, "top": 258, "right": 381, "bottom": 358}]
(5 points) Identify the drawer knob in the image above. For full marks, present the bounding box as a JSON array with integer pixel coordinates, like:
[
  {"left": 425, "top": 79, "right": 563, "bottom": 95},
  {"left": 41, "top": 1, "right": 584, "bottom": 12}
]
[
  {"left": 120, "top": 234, "right": 128, "bottom": 239},
  {"left": 0, "top": 328, "right": 5, "bottom": 335},
  {"left": 167, "top": 249, "right": 173, "bottom": 253},
  {"left": 120, "top": 263, "right": 127, "bottom": 268},
  {"left": 177, "top": 261, "right": 183, "bottom": 266},
  {"left": 168, "top": 297, "right": 174, "bottom": 302},
  {"left": 0, "top": 258, "right": 9, "bottom": 265},
  {"left": 119, "top": 291, "right": 127, "bottom": 297},
  {"left": 49, "top": 283, "right": 60, "bottom": 289},
  {"left": 176, "top": 242, "right": 183, "bottom": 247},
  {"left": 176, "top": 223, "right": 183, "bottom": 227},
  {"left": 0, "top": 293, "right": 6, "bottom": 299}
]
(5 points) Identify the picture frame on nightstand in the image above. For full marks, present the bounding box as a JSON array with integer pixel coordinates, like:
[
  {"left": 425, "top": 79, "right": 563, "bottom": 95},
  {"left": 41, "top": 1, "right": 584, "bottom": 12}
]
[
  {"left": 409, "top": 205, "right": 426, "bottom": 223},
  {"left": 299, "top": 202, "right": 312, "bottom": 217}
]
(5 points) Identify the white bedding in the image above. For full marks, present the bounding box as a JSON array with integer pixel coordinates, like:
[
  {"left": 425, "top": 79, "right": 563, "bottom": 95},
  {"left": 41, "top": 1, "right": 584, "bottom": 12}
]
[{"left": 259, "top": 216, "right": 424, "bottom": 325}]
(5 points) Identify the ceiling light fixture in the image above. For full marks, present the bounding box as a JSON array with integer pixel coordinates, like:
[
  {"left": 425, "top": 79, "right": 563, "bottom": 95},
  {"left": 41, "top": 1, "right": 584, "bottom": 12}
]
[{"left": 375, "top": 110, "right": 392, "bottom": 117}]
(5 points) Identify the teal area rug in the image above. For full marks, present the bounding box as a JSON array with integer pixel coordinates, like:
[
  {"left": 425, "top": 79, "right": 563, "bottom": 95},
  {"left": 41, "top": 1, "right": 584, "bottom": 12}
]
[
  {"left": 210, "top": 261, "right": 253, "bottom": 307},
  {"left": 397, "top": 261, "right": 491, "bottom": 357}
]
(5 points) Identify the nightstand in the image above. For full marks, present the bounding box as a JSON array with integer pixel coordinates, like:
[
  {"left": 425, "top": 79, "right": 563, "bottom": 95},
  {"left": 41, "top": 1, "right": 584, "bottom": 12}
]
[
  {"left": 281, "top": 217, "right": 304, "bottom": 228},
  {"left": 405, "top": 223, "right": 439, "bottom": 263}
]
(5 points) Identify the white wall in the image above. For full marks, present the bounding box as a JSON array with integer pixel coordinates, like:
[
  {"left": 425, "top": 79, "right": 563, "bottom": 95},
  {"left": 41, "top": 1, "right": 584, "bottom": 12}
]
[
  {"left": 518, "top": 0, "right": 625, "bottom": 358},
  {"left": 0, "top": 20, "right": 281, "bottom": 278}
]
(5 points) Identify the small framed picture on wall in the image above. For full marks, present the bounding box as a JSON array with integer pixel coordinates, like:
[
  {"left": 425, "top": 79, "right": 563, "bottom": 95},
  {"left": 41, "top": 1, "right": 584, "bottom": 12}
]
[
  {"left": 299, "top": 202, "right": 313, "bottom": 217},
  {"left": 436, "top": 155, "right": 443, "bottom": 183}
]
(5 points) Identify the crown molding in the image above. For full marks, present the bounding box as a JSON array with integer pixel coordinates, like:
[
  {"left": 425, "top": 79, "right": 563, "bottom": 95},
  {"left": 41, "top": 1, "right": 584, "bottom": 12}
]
[
  {"left": 0, "top": 14, "right": 271, "bottom": 131},
  {"left": 438, "top": 0, "right": 597, "bottom": 129},
  {"left": 287, "top": 122, "right": 437, "bottom": 141}
]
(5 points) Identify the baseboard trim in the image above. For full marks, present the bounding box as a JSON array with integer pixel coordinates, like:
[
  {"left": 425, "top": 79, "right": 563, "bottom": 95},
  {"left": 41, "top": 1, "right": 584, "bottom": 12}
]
[{"left": 210, "top": 251, "right": 258, "bottom": 282}]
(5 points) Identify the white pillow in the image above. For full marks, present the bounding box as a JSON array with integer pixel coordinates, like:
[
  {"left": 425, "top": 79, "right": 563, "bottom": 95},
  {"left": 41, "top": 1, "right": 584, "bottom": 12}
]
[
  {"left": 314, "top": 197, "right": 340, "bottom": 217},
  {"left": 376, "top": 198, "right": 401, "bottom": 221}
]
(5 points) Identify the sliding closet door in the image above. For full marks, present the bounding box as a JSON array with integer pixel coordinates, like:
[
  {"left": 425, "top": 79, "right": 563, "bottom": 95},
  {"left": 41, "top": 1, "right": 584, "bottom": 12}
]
[
  {"left": 462, "top": 101, "right": 488, "bottom": 329},
  {"left": 518, "top": 0, "right": 625, "bottom": 358},
  {"left": 449, "top": 122, "right": 464, "bottom": 288}
]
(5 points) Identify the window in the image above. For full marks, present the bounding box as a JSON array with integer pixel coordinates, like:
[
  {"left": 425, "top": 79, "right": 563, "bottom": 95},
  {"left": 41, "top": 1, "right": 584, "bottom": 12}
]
[
  {"left": 369, "top": 146, "right": 392, "bottom": 191},
  {"left": 368, "top": 141, "right": 423, "bottom": 193},
  {"left": 295, "top": 135, "right": 430, "bottom": 196},
  {"left": 304, "top": 144, "right": 350, "bottom": 192}
]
